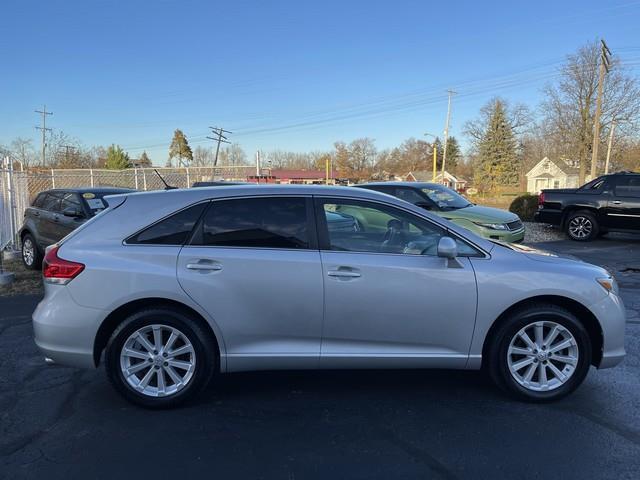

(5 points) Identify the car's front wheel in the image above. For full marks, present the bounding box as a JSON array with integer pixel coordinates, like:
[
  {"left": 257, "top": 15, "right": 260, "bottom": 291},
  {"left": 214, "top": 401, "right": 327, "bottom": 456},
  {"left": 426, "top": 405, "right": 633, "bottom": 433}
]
[
  {"left": 21, "top": 233, "right": 42, "bottom": 270},
  {"left": 105, "top": 307, "right": 216, "bottom": 408},
  {"left": 487, "top": 304, "right": 591, "bottom": 402}
]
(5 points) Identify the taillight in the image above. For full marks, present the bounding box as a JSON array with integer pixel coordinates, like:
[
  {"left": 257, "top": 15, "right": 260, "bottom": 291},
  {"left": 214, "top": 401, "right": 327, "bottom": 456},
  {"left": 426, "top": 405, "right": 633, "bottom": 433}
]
[
  {"left": 538, "top": 192, "right": 545, "bottom": 206},
  {"left": 42, "top": 245, "right": 85, "bottom": 285}
]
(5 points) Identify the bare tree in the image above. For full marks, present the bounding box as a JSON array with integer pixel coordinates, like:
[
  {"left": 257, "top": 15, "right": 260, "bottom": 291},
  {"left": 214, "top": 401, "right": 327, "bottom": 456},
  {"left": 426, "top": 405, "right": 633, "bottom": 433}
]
[{"left": 542, "top": 40, "right": 640, "bottom": 183}]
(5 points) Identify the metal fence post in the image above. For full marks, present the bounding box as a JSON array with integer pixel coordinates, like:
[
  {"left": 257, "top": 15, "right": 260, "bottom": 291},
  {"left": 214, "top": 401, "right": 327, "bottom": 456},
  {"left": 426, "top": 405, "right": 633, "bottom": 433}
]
[
  {"left": 142, "top": 169, "right": 147, "bottom": 191},
  {"left": 134, "top": 168, "right": 139, "bottom": 190},
  {"left": 51, "top": 169, "right": 56, "bottom": 189},
  {"left": 186, "top": 168, "right": 190, "bottom": 188},
  {"left": 7, "top": 158, "right": 18, "bottom": 250},
  {"left": 90, "top": 168, "right": 94, "bottom": 187}
]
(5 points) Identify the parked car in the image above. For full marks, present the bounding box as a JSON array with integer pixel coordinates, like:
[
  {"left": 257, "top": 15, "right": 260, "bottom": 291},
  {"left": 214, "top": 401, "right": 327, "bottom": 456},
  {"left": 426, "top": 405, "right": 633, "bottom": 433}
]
[
  {"left": 19, "top": 187, "right": 134, "bottom": 269},
  {"left": 535, "top": 171, "right": 640, "bottom": 241},
  {"left": 33, "top": 185, "right": 625, "bottom": 408},
  {"left": 356, "top": 182, "right": 525, "bottom": 243}
]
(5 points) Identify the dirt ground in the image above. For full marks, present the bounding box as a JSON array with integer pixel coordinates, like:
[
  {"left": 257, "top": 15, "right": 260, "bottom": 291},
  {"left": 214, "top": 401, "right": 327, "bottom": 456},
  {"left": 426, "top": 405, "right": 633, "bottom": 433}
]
[{"left": 0, "top": 257, "right": 43, "bottom": 297}]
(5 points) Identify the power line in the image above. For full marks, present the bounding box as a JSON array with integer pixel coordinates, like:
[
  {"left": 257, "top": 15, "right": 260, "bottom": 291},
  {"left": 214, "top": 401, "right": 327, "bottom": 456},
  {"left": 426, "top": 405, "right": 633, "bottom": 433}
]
[
  {"left": 35, "top": 105, "right": 53, "bottom": 166},
  {"left": 206, "top": 127, "right": 232, "bottom": 166}
]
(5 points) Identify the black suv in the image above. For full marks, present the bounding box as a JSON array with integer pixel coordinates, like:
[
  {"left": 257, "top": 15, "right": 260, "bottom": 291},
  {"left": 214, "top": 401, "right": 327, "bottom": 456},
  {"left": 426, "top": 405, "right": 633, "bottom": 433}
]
[
  {"left": 19, "top": 187, "right": 133, "bottom": 269},
  {"left": 535, "top": 171, "right": 640, "bottom": 241}
]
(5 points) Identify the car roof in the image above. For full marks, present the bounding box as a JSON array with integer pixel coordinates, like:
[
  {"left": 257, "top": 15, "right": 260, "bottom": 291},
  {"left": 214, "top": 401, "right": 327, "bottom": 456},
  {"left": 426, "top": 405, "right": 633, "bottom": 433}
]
[
  {"left": 358, "top": 182, "right": 443, "bottom": 188},
  {"left": 44, "top": 187, "right": 135, "bottom": 194}
]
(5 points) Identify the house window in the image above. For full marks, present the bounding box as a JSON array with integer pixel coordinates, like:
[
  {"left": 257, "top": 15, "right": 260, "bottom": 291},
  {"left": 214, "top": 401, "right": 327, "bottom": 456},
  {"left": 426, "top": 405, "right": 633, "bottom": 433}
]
[
  {"left": 543, "top": 162, "right": 550, "bottom": 171},
  {"left": 553, "top": 180, "right": 560, "bottom": 188}
]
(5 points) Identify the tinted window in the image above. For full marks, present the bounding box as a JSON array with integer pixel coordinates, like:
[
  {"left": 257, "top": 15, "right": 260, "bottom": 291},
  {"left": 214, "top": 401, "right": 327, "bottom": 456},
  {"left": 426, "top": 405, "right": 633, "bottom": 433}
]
[
  {"left": 128, "top": 203, "right": 207, "bottom": 245},
  {"left": 61, "top": 193, "right": 82, "bottom": 213},
  {"left": 195, "top": 197, "right": 309, "bottom": 249},
  {"left": 394, "top": 187, "right": 426, "bottom": 205},
  {"left": 40, "top": 192, "right": 63, "bottom": 212},
  {"left": 32, "top": 193, "right": 46, "bottom": 208},
  {"left": 614, "top": 177, "right": 640, "bottom": 198}
]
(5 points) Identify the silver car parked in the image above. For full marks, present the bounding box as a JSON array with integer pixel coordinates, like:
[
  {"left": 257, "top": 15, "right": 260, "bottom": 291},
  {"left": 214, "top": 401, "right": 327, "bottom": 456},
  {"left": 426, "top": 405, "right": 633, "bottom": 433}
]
[{"left": 32, "top": 185, "right": 626, "bottom": 408}]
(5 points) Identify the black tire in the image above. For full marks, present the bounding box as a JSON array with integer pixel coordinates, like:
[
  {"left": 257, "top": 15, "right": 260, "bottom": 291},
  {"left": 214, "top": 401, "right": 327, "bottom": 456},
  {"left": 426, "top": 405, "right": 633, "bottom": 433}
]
[
  {"left": 565, "top": 210, "right": 599, "bottom": 242},
  {"left": 21, "top": 233, "right": 42, "bottom": 270},
  {"left": 105, "top": 307, "right": 216, "bottom": 409},
  {"left": 487, "top": 303, "right": 591, "bottom": 403}
]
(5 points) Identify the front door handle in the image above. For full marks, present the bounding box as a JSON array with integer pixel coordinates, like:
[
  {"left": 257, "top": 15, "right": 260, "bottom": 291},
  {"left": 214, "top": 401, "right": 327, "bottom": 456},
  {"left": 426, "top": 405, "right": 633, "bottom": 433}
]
[
  {"left": 186, "top": 263, "right": 222, "bottom": 271},
  {"left": 327, "top": 270, "right": 361, "bottom": 278},
  {"left": 612, "top": 200, "right": 622, "bottom": 205}
]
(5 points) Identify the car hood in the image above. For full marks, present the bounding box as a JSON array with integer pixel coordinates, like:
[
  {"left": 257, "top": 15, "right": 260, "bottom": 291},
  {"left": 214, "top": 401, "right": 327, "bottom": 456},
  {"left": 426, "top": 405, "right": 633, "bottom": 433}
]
[
  {"left": 439, "top": 204, "right": 519, "bottom": 224},
  {"left": 507, "top": 242, "right": 584, "bottom": 265}
]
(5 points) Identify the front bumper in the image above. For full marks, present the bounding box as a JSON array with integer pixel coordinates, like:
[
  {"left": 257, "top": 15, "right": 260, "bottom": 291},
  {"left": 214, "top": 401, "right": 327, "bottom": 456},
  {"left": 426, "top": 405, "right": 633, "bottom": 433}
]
[
  {"left": 32, "top": 285, "right": 106, "bottom": 369},
  {"left": 589, "top": 291, "right": 626, "bottom": 369},
  {"left": 477, "top": 227, "right": 525, "bottom": 243}
]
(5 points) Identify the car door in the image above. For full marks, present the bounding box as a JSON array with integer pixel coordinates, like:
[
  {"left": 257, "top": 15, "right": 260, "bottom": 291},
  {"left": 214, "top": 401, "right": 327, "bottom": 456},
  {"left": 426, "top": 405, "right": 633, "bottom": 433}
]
[
  {"left": 37, "top": 191, "right": 64, "bottom": 247},
  {"left": 315, "top": 197, "right": 479, "bottom": 369},
  {"left": 606, "top": 176, "right": 640, "bottom": 230},
  {"left": 177, "top": 196, "right": 324, "bottom": 372}
]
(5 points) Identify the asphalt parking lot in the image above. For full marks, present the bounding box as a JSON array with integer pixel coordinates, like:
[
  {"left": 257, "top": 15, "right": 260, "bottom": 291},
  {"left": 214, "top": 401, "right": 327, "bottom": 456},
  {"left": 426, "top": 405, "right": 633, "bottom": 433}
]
[{"left": 2, "top": 235, "right": 640, "bottom": 479}]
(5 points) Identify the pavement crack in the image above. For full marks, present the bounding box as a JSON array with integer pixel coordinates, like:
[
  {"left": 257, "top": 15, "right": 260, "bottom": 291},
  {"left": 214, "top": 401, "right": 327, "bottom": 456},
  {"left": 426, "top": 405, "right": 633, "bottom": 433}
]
[{"left": 376, "top": 426, "right": 459, "bottom": 480}]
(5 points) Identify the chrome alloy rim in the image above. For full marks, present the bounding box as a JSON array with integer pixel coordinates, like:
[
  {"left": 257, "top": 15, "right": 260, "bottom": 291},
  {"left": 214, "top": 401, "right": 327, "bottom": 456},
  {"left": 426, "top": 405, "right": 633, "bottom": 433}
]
[
  {"left": 22, "top": 238, "right": 34, "bottom": 266},
  {"left": 507, "top": 321, "right": 579, "bottom": 392},
  {"left": 568, "top": 216, "right": 592, "bottom": 239},
  {"left": 120, "top": 324, "right": 196, "bottom": 397}
]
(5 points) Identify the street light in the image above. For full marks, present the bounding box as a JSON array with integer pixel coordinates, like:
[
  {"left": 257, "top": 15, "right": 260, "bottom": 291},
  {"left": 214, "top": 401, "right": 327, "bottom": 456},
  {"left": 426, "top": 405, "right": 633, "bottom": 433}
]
[{"left": 424, "top": 133, "right": 437, "bottom": 182}]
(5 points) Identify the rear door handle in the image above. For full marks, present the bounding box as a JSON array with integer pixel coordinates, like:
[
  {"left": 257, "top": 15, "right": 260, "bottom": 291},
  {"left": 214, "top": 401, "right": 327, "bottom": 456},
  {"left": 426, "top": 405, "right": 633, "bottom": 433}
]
[
  {"left": 186, "top": 263, "right": 222, "bottom": 271},
  {"left": 327, "top": 270, "right": 361, "bottom": 278}
]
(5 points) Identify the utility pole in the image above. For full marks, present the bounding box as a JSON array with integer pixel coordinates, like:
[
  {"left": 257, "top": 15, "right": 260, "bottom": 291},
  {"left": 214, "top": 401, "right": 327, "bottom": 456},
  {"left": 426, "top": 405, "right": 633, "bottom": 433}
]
[
  {"left": 207, "top": 127, "right": 232, "bottom": 166},
  {"left": 604, "top": 120, "right": 616, "bottom": 174},
  {"left": 441, "top": 90, "right": 456, "bottom": 184},
  {"left": 590, "top": 39, "right": 612, "bottom": 180},
  {"left": 35, "top": 105, "right": 53, "bottom": 167}
]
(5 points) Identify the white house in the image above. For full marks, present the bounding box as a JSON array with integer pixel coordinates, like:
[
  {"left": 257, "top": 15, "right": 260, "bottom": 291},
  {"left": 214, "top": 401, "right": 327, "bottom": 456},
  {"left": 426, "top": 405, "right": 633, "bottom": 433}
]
[
  {"left": 525, "top": 157, "right": 579, "bottom": 193},
  {"left": 404, "top": 170, "right": 468, "bottom": 191}
]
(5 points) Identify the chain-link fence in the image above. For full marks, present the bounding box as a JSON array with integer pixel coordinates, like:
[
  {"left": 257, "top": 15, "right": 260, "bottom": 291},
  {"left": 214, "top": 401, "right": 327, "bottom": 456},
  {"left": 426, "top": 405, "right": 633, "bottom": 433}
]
[{"left": 0, "top": 162, "right": 260, "bottom": 252}]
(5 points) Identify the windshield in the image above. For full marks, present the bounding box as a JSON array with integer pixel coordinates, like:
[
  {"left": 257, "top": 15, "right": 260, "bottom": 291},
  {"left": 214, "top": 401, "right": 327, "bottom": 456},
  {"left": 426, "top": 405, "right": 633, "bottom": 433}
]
[{"left": 420, "top": 185, "right": 471, "bottom": 210}]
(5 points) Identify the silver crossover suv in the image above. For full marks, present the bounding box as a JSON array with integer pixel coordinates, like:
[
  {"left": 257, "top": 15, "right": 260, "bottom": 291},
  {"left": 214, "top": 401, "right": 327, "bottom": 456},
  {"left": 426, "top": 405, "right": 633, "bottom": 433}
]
[{"left": 32, "top": 186, "right": 626, "bottom": 408}]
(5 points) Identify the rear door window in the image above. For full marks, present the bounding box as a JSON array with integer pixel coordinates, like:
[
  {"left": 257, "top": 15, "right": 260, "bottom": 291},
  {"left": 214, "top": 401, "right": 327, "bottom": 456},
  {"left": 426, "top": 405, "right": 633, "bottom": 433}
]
[
  {"left": 61, "top": 193, "right": 83, "bottom": 213},
  {"left": 192, "top": 197, "right": 310, "bottom": 249},
  {"left": 40, "top": 192, "right": 64, "bottom": 212},
  {"left": 32, "top": 193, "right": 47, "bottom": 208},
  {"left": 127, "top": 203, "right": 208, "bottom": 245},
  {"left": 614, "top": 177, "right": 640, "bottom": 198}
]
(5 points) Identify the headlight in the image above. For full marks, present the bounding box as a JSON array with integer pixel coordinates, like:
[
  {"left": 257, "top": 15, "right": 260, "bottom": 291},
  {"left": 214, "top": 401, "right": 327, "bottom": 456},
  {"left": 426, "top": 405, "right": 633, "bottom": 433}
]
[
  {"left": 597, "top": 276, "right": 619, "bottom": 295},
  {"left": 474, "top": 222, "right": 508, "bottom": 231}
]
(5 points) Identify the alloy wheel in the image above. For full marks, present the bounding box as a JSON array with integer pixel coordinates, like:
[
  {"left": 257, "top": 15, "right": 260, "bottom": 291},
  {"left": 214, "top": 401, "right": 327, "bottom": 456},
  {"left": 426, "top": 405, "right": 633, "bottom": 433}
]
[
  {"left": 22, "top": 238, "right": 35, "bottom": 266},
  {"left": 119, "top": 324, "right": 196, "bottom": 397},
  {"left": 568, "top": 216, "right": 592, "bottom": 239},
  {"left": 507, "top": 321, "right": 579, "bottom": 392}
]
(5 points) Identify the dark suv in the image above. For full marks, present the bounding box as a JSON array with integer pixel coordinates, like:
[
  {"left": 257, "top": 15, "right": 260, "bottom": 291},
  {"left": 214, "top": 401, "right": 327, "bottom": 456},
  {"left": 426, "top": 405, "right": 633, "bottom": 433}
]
[
  {"left": 19, "top": 187, "right": 134, "bottom": 269},
  {"left": 535, "top": 172, "right": 640, "bottom": 241}
]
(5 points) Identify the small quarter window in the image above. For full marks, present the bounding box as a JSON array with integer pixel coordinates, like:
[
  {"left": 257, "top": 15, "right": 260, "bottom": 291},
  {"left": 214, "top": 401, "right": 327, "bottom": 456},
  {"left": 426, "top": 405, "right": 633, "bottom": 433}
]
[{"left": 127, "top": 203, "right": 207, "bottom": 245}]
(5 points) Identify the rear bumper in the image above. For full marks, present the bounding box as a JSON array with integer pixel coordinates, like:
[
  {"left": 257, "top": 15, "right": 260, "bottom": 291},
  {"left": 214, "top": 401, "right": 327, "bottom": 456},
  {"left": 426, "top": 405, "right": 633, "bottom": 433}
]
[
  {"left": 535, "top": 209, "right": 562, "bottom": 225},
  {"left": 32, "top": 285, "right": 105, "bottom": 369}
]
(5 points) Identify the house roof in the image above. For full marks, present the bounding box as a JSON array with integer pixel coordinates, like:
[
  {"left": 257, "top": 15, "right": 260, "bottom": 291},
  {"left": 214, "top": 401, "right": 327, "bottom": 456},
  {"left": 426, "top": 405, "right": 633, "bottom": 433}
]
[
  {"left": 268, "top": 169, "right": 339, "bottom": 179},
  {"left": 406, "top": 170, "right": 464, "bottom": 182},
  {"left": 526, "top": 157, "right": 580, "bottom": 177}
]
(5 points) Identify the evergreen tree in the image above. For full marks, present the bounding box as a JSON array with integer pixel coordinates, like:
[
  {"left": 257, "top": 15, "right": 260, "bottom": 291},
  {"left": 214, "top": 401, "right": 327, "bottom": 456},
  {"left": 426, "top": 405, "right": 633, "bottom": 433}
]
[
  {"left": 475, "top": 100, "right": 519, "bottom": 191},
  {"left": 168, "top": 129, "right": 193, "bottom": 167},
  {"left": 444, "top": 136, "right": 462, "bottom": 172},
  {"left": 104, "top": 144, "right": 132, "bottom": 170},
  {"left": 137, "top": 151, "right": 152, "bottom": 167}
]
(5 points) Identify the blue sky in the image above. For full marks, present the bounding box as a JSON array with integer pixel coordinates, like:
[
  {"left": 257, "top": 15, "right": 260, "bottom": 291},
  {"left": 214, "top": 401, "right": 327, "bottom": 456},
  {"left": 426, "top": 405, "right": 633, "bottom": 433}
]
[{"left": 1, "top": 0, "right": 640, "bottom": 165}]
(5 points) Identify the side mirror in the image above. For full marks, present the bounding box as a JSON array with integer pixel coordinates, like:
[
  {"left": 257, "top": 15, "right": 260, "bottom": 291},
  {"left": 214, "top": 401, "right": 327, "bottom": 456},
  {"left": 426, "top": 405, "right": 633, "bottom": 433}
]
[
  {"left": 62, "top": 206, "right": 83, "bottom": 218},
  {"left": 437, "top": 237, "right": 464, "bottom": 268},
  {"left": 415, "top": 201, "right": 433, "bottom": 211},
  {"left": 437, "top": 237, "right": 457, "bottom": 259}
]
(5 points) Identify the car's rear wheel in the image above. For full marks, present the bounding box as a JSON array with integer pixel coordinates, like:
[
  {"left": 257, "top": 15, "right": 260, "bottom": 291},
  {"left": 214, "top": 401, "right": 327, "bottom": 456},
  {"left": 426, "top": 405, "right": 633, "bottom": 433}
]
[
  {"left": 21, "top": 233, "right": 42, "bottom": 270},
  {"left": 566, "top": 210, "right": 599, "bottom": 241},
  {"left": 105, "top": 307, "right": 216, "bottom": 408},
  {"left": 487, "top": 304, "right": 591, "bottom": 402}
]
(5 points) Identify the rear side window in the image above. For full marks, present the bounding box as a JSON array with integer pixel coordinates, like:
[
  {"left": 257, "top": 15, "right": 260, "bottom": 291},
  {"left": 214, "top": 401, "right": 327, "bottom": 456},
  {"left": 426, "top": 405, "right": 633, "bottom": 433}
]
[
  {"left": 61, "top": 193, "right": 82, "bottom": 213},
  {"left": 40, "top": 192, "right": 63, "bottom": 212},
  {"left": 614, "top": 176, "right": 640, "bottom": 197},
  {"left": 127, "top": 203, "right": 207, "bottom": 245},
  {"left": 193, "top": 197, "right": 309, "bottom": 249},
  {"left": 32, "top": 193, "right": 47, "bottom": 208}
]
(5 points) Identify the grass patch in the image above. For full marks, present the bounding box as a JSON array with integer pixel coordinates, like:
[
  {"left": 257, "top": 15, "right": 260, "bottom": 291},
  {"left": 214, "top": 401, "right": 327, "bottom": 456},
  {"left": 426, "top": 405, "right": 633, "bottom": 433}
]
[{"left": 0, "top": 257, "right": 43, "bottom": 297}]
